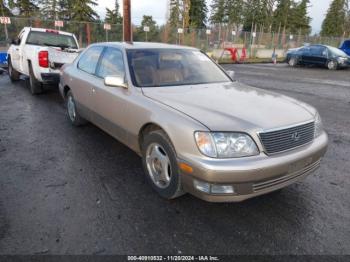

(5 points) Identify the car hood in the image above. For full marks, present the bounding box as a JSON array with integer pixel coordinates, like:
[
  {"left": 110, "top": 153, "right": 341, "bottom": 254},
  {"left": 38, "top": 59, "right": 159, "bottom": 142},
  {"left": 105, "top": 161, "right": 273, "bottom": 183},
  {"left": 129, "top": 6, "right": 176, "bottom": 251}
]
[{"left": 142, "top": 82, "right": 316, "bottom": 132}]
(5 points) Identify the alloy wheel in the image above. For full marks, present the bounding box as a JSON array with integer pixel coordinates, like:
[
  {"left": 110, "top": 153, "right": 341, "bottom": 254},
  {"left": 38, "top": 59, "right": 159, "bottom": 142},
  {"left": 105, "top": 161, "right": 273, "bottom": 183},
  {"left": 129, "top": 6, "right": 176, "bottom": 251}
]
[{"left": 145, "top": 143, "right": 172, "bottom": 189}]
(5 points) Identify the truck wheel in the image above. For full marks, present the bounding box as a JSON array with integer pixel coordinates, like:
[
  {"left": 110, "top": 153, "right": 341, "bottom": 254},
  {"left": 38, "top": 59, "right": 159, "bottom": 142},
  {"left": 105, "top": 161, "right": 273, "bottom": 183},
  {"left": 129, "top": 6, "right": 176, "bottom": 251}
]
[
  {"left": 28, "top": 63, "right": 43, "bottom": 95},
  {"left": 66, "top": 90, "right": 87, "bottom": 126},
  {"left": 8, "top": 58, "right": 20, "bottom": 82},
  {"left": 142, "top": 130, "right": 185, "bottom": 200}
]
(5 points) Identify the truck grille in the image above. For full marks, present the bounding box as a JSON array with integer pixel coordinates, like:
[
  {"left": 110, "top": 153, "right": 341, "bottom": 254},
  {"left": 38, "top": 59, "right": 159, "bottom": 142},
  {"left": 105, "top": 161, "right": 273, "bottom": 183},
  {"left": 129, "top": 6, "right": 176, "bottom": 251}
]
[{"left": 259, "top": 121, "right": 315, "bottom": 154}]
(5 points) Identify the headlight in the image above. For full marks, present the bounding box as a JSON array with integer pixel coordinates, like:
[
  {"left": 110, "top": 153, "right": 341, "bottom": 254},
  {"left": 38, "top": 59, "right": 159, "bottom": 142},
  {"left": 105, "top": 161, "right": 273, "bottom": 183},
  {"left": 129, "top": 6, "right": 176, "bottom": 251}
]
[
  {"left": 337, "top": 57, "right": 346, "bottom": 64},
  {"left": 314, "top": 113, "right": 324, "bottom": 138},
  {"left": 195, "top": 132, "right": 259, "bottom": 158}
]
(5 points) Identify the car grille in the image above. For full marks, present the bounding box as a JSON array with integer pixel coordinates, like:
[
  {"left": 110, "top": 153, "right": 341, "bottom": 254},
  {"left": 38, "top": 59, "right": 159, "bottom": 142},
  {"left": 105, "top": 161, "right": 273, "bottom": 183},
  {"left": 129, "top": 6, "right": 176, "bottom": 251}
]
[
  {"left": 253, "top": 159, "right": 321, "bottom": 193},
  {"left": 259, "top": 121, "right": 315, "bottom": 155}
]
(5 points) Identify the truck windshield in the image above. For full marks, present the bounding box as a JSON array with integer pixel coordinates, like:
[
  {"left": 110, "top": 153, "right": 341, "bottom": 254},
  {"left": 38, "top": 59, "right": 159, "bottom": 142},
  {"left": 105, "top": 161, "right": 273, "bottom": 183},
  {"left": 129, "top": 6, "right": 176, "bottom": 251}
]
[
  {"left": 126, "top": 49, "right": 230, "bottom": 87},
  {"left": 26, "top": 31, "right": 78, "bottom": 49}
]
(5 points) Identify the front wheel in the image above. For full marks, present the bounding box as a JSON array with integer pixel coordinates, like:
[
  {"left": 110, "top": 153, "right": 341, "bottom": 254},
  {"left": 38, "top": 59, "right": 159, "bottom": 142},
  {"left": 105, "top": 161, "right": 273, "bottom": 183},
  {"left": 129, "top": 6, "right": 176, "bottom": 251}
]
[
  {"left": 8, "top": 58, "right": 20, "bottom": 82},
  {"left": 142, "top": 130, "right": 185, "bottom": 199},
  {"left": 327, "top": 60, "right": 338, "bottom": 70}
]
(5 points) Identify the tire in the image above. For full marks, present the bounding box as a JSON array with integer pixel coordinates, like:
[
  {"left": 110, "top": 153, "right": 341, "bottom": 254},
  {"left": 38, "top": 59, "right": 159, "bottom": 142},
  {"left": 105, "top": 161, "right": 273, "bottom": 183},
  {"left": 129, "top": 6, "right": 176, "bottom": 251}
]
[
  {"left": 8, "top": 57, "right": 20, "bottom": 82},
  {"left": 28, "top": 63, "right": 43, "bottom": 95},
  {"left": 288, "top": 57, "right": 298, "bottom": 67},
  {"left": 141, "top": 130, "right": 185, "bottom": 199},
  {"left": 327, "top": 60, "right": 338, "bottom": 70},
  {"left": 66, "top": 90, "right": 87, "bottom": 126}
]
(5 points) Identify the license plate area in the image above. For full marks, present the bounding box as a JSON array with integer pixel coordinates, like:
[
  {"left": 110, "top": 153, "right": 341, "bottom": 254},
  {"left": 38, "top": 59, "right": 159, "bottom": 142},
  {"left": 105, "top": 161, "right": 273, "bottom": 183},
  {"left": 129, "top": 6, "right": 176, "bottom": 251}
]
[{"left": 288, "top": 157, "right": 313, "bottom": 173}]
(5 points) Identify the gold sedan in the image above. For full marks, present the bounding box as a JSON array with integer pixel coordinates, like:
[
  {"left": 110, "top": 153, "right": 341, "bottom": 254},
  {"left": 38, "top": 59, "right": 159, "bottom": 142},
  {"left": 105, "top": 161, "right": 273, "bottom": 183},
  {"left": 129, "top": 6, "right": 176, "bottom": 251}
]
[{"left": 59, "top": 42, "right": 328, "bottom": 202}]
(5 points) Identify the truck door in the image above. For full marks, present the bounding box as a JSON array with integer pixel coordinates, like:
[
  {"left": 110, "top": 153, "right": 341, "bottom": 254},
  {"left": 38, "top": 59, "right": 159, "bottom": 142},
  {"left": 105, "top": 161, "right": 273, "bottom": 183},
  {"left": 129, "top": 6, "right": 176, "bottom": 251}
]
[{"left": 10, "top": 31, "right": 25, "bottom": 72}]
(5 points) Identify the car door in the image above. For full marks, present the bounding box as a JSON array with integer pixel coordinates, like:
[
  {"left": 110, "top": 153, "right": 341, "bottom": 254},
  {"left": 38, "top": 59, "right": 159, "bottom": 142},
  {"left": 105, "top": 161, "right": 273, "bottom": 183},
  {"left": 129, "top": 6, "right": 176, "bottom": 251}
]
[
  {"left": 73, "top": 45, "right": 105, "bottom": 121},
  {"left": 310, "top": 46, "right": 327, "bottom": 65},
  {"left": 91, "top": 47, "right": 129, "bottom": 144},
  {"left": 299, "top": 47, "right": 311, "bottom": 64}
]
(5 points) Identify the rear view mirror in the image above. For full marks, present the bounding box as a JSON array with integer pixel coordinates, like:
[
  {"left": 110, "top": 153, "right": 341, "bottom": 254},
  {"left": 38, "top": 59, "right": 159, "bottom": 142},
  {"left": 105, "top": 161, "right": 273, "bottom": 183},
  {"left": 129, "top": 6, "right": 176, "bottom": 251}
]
[
  {"left": 226, "top": 70, "right": 235, "bottom": 81},
  {"left": 104, "top": 75, "right": 128, "bottom": 89}
]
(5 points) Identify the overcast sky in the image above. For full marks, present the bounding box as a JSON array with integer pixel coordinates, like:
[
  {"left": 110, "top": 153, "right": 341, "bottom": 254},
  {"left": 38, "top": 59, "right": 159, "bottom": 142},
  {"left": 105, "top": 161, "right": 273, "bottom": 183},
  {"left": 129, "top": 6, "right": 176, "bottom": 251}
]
[{"left": 96, "top": 0, "right": 332, "bottom": 34}]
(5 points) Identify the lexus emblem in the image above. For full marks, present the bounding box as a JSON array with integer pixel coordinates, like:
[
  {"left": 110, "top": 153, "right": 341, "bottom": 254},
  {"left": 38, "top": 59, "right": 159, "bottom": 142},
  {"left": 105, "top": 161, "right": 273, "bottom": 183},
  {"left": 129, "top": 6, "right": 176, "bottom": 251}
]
[{"left": 291, "top": 132, "right": 301, "bottom": 142}]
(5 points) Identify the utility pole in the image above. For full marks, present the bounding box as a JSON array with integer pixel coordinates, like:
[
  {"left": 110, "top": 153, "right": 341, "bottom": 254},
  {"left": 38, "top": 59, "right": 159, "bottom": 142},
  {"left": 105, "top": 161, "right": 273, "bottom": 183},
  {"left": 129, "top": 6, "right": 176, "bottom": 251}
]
[{"left": 123, "top": 0, "right": 132, "bottom": 43}]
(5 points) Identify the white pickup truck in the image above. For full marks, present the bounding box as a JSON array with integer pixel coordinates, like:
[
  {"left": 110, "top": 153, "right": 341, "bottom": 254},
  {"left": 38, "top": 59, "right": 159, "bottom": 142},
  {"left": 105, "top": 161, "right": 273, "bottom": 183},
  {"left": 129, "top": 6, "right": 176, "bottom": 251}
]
[{"left": 7, "top": 27, "right": 80, "bottom": 94}]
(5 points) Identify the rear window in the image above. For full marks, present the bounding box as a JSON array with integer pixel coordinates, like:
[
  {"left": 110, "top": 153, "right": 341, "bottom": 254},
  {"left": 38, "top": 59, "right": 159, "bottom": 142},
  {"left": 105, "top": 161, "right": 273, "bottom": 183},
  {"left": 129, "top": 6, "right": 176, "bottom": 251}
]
[{"left": 26, "top": 31, "right": 78, "bottom": 49}]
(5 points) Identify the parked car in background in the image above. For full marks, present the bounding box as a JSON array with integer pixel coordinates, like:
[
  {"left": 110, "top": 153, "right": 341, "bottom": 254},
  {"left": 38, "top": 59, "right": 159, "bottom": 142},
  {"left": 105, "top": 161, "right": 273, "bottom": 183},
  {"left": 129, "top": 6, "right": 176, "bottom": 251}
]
[
  {"left": 59, "top": 42, "right": 328, "bottom": 202},
  {"left": 0, "top": 51, "right": 7, "bottom": 74},
  {"left": 286, "top": 44, "right": 350, "bottom": 70},
  {"left": 7, "top": 27, "right": 80, "bottom": 94},
  {"left": 339, "top": 39, "right": 350, "bottom": 56}
]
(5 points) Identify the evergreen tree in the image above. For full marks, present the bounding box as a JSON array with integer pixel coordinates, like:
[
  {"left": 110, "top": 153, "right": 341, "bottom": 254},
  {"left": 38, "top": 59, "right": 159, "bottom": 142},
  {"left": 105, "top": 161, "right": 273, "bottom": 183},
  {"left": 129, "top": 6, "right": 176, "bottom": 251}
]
[
  {"left": 0, "top": 0, "right": 11, "bottom": 16},
  {"left": 58, "top": 0, "right": 72, "bottom": 20},
  {"left": 289, "top": 0, "right": 311, "bottom": 35},
  {"left": 134, "top": 15, "right": 160, "bottom": 42},
  {"left": 226, "top": 0, "right": 244, "bottom": 27},
  {"left": 210, "top": 0, "right": 226, "bottom": 24},
  {"left": 189, "top": 0, "right": 207, "bottom": 28},
  {"left": 272, "top": 0, "right": 292, "bottom": 32},
  {"left": 70, "top": 0, "right": 99, "bottom": 22},
  {"left": 243, "top": 0, "right": 274, "bottom": 31},
  {"left": 105, "top": 0, "right": 122, "bottom": 24},
  {"left": 321, "top": 0, "right": 347, "bottom": 36},
  {"left": 168, "top": 0, "right": 181, "bottom": 28},
  {"left": 40, "top": 0, "right": 60, "bottom": 19},
  {"left": 8, "top": 0, "right": 39, "bottom": 17}
]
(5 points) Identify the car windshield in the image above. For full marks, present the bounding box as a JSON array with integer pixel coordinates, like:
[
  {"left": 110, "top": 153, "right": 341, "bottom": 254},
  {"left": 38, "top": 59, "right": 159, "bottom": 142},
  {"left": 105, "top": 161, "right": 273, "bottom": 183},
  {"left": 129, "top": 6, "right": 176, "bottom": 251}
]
[
  {"left": 328, "top": 46, "right": 347, "bottom": 57},
  {"left": 26, "top": 31, "right": 78, "bottom": 49},
  {"left": 126, "top": 49, "right": 230, "bottom": 87}
]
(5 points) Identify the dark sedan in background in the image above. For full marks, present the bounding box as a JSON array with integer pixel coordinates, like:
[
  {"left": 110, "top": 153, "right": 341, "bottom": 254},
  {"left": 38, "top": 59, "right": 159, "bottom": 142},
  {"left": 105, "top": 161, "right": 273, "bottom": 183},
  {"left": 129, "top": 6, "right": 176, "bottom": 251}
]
[{"left": 286, "top": 44, "right": 350, "bottom": 70}]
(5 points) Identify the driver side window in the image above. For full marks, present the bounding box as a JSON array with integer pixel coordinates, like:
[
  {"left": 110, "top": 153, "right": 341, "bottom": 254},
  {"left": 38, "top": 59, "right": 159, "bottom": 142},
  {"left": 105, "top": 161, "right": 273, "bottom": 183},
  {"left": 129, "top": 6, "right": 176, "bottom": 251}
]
[{"left": 96, "top": 47, "right": 125, "bottom": 79}]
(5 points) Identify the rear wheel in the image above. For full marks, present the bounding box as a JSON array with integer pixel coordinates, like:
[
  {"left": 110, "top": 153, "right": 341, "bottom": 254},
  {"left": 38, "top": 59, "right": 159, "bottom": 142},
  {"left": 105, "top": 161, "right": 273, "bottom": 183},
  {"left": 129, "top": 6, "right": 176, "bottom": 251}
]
[
  {"left": 28, "top": 63, "right": 43, "bottom": 95},
  {"left": 66, "top": 90, "right": 87, "bottom": 126},
  {"left": 327, "top": 60, "right": 338, "bottom": 70},
  {"left": 8, "top": 57, "right": 20, "bottom": 82},
  {"left": 142, "top": 130, "right": 185, "bottom": 199}
]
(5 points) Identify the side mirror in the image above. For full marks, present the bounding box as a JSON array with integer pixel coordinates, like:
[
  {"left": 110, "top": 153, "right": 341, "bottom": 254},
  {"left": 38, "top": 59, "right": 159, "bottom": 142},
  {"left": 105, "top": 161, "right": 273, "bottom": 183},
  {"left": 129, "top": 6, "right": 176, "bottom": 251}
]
[
  {"left": 226, "top": 70, "right": 235, "bottom": 81},
  {"left": 104, "top": 75, "right": 128, "bottom": 89},
  {"left": 11, "top": 38, "right": 20, "bottom": 45}
]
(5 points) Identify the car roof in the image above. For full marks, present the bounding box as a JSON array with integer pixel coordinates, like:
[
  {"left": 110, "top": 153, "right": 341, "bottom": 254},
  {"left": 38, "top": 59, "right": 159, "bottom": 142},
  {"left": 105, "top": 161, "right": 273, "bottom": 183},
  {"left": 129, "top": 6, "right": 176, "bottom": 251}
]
[{"left": 90, "top": 42, "right": 198, "bottom": 51}]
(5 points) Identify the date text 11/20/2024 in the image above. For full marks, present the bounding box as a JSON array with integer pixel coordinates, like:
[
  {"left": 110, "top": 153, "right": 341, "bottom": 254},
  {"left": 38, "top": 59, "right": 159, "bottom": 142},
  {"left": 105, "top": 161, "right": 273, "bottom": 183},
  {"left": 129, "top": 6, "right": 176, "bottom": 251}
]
[{"left": 127, "top": 256, "right": 220, "bottom": 261}]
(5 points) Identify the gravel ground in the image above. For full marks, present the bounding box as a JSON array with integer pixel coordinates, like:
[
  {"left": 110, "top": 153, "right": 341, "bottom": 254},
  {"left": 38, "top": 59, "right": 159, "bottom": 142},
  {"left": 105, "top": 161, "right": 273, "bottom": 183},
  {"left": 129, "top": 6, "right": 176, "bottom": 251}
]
[{"left": 0, "top": 64, "right": 349, "bottom": 255}]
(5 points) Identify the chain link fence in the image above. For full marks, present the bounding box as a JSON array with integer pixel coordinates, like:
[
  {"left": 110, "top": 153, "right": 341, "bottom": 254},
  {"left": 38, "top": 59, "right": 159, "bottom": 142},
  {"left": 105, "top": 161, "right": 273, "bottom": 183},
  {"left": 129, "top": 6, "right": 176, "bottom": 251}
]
[{"left": 0, "top": 17, "right": 348, "bottom": 59}]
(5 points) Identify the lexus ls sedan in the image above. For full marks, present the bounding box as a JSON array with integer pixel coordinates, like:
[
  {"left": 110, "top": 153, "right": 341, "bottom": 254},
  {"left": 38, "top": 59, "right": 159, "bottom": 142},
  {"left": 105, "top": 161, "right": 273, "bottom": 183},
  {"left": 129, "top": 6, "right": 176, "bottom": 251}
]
[{"left": 59, "top": 42, "right": 328, "bottom": 202}]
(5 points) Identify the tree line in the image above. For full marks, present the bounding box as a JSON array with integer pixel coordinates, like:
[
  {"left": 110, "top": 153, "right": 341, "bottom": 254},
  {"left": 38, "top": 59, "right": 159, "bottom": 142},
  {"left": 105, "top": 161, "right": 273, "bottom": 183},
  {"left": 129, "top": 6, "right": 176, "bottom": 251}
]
[
  {"left": 169, "top": 0, "right": 311, "bottom": 35},
  {"left": 0, "top": 0, "right": 349, "bottom": 38}
]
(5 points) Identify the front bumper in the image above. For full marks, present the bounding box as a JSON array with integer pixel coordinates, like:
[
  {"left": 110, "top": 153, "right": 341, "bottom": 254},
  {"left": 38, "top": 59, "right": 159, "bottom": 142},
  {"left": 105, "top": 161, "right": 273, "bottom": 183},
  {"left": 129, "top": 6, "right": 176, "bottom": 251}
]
[{"left": 180, "top": 132, "right": 328, "bottom": 202}]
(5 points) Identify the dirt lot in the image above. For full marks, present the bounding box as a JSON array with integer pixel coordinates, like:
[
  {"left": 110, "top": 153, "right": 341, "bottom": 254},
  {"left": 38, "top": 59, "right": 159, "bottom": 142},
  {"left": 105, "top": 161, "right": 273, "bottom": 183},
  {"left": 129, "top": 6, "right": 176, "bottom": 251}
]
[{"left": 0, "top": 64, "right": 349, "bottom": 255}]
